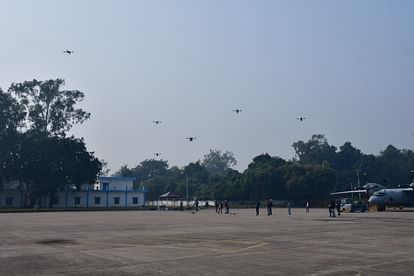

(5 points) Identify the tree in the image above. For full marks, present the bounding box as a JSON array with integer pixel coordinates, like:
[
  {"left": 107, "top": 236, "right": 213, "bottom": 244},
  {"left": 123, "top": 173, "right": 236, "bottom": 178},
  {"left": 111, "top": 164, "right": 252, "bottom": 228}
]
[
  {"left": 184, "top": 162, "right": 210, "bottom": 199},
  {"left": 210, "top": 169, "right": 242, "bottom": 200},
  {"left": 114, "top": 159, "right": 169, "bottom": 189},
  {"left": 292, "top": 134, "right": 337, "bottom": 165},
  {"left": 334, "top": 142, "right": 364, "bottom": 190},
  {"left": 242, "top": 154, "right": 286, "bottom": 200},
  {"left": 8, "top": 79, "right": 90, "bottom": 137},
  {"left": 283, "top": 161, "right": 335, "bottom": 205},
  {"left": 17, "top": 135, "right": 101, "bottom": 207},
  {"left": 375, "top": 145, "right": 414, "bottom": 186},
  {"left": 202, "top": 149, "right": 237, "bottom": 176},
  {"left": 0, "top": 88, "right": 25, "bottom": 187},
  {"left": 98, "top": 159, "right": 111, "bottom": 176},
  {"left": 114, "top": 165, "right": 134, "bottom": 177}
]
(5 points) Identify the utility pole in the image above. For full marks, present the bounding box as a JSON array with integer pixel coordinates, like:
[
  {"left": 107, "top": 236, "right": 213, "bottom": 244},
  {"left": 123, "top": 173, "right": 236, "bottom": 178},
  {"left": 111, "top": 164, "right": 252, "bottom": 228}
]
[
  {"left": 186, "top": 175, "right": 189, "bottom": 208},
  {"left": 411, "top": 170, "right": 414, "bottom": 184},
  {"left": 356, "top": 170, "right": 360, "bottom": 187}
]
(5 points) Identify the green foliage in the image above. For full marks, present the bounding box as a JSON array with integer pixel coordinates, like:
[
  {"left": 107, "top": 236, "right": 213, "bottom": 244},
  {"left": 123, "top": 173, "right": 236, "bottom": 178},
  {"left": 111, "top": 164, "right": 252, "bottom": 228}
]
[
  {"left": 283, "top": 161, "right": 335, "bottom": 204},
  {"left": 0, "top": 80, "right": 101, "bottom": 207},
  {"left": 202, "top": 149, "right": 237, "bottom": 176},
  {"left": 13, "top": 135, "right": 101, "bottom": 206},
  {"left": 0, "top": 88, "right": 26, "bottom": 187},
  {"left": 242, "top": 154, "right": 286, "bottom": 200},
  {"left": 8, "top": 79, "right": 90, "bottom": 137},
  {"left": 113, "top": 137, "right": 414, "bottom": 205},
  {"left": 292, "top": 134, "right": 337, "bottom": 165}
]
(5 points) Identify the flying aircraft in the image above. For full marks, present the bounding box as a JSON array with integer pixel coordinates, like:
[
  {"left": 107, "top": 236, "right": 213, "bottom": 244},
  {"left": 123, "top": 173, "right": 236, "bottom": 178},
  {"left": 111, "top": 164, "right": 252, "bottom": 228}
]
[
  {"left": 186, "top": 137, "right": 196, "bottom": 142},
  {"left": 63, "top": 50, "right": 74, "bottom": 54},
  {"left": 152, "top": 120, "right": 162, "bottom": 125},
  {"left": 154, "top": 153, "right": 161, "bottom": 157},
  {"left": 297, "top": 117, "right": 306, "bottom": 122},
  {"left": 233, "top": 109, "right": 242, "bottom": 114}
]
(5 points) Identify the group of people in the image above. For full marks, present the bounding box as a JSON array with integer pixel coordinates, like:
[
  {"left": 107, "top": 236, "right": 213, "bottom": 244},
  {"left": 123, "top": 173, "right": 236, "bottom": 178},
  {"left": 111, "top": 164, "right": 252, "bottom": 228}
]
[
  {"left": 255, "top": 199, "right": 301, "bottom": 216},
  {"left": 255, "top": 198, "right": 274, "bottom": 216},
  {"left": 194, "top": 199, "right": 343, "bottom": 218},
  {"left": 214, "top": 200, "right": 230, "bottom": 214},
  {"left": 328, "top": 200, "right": 341, "bottom": 217}
]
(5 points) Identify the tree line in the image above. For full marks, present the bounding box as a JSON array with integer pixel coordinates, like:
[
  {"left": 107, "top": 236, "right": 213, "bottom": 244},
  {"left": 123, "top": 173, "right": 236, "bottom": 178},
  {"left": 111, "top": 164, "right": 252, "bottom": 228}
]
[
  {"left": 2, "top": 79, "right": 414, "bottom": 207},
  {"left": 0, "top": 79, "right": 101, "bottom": 207},
  {"left": 115, "top": 135, "right": 414, "bottom": 206}
]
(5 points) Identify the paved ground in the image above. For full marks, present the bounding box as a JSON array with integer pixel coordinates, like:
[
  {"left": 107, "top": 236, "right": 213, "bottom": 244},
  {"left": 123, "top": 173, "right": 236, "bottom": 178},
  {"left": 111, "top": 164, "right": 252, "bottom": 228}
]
[{"left": 1, "top": 208, "right": 414, "bottom": 275}]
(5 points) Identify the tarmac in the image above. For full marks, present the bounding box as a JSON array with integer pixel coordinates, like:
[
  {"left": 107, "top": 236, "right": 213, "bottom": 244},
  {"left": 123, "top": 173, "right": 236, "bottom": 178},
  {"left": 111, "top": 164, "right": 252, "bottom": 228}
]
[{"left": 1, "top": 208, "right": 414, "bottom": 275}]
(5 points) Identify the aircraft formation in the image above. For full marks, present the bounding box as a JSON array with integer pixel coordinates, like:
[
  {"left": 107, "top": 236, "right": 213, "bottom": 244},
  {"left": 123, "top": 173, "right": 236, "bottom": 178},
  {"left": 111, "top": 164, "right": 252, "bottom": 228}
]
[
  {"left": 62, "top": 48, "right": 414, "bottom": 212},
  {"left": 63, "top": 49, "right": 309, "bottom": 154}
]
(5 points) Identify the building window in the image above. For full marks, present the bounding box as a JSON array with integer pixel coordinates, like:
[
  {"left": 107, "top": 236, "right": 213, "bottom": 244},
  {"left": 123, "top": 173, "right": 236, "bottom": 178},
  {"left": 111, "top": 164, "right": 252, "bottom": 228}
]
[
  {"left": 114, "top": 197, "right": 120, "bottom": 205},
  {"left": 132, "top": 197, "right": 138, "bottom": 205},
  {"left": 74, "top": 196, "right": 81, "bottom": 205},
  {"left": 52, "top": 197, "right": 59, "bottom": 205},
  {"left": 103, "top": 183, "right": 109, "bottom": 191},
  {"left": 6, "top": 197, "right": 14, "bottom": 206},
  {"left": 94, "top": 197, "right": 101, "bottom": 205}
]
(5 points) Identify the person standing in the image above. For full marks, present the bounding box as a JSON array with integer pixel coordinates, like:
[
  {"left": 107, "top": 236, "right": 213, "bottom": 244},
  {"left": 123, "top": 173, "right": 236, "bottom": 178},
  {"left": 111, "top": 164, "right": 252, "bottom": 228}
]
[
  {"left": 195, "top": 198, "right": 199, "bottom": 212},
  {"left": 215, "top": 200, "right": 219, "bottom": 214},
  {"left": 336, "top": 201, "right": 341, "bottom": 216},
  {"left": 329, "top": 200, "right": 336, "bottom": 217},
  {"left": 328, "top": 202, "right": 332, "bottom": 217},
  {"left": 255, "top": 200, "right": 260, "bottom": 216},
  {"left": 267, "top": 198, "right": 273, "bottom": 215},
  {"left": 224, "top": 200, "right": 229, "bottom": 214},
  {"left": 306, "top": 201, "right": 310, "bottom": 214},
  {"left": 219, "top": 201, "right": 223, "bottom": 214},
  {"left": 287, "top": 201, "right": 292, "bottom": 216}
]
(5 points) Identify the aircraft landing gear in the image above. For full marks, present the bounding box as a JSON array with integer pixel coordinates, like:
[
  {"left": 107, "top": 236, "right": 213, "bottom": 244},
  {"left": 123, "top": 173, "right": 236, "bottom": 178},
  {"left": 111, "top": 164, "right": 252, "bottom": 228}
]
[{"left": 377, "top": 205, "right": 386, "bottom": 211}]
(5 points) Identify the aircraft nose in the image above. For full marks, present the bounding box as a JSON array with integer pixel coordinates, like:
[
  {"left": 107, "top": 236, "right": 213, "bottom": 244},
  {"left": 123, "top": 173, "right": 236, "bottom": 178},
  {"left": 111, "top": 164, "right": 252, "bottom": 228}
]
[{"left": 368, "top": 196, "right": 379, "bottom": 205}]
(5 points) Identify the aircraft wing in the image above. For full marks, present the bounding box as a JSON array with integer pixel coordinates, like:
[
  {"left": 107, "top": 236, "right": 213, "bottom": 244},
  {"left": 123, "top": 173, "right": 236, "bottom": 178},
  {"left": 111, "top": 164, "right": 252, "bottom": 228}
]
[{"left": 330, "top": 189, "right": 367, "bottom": 195}]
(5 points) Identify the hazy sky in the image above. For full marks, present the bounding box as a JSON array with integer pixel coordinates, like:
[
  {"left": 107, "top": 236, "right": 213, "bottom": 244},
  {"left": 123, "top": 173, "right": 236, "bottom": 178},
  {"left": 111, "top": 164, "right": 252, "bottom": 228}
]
[{"left": 1, "top": 0, "right": 413, "bottom": 174}]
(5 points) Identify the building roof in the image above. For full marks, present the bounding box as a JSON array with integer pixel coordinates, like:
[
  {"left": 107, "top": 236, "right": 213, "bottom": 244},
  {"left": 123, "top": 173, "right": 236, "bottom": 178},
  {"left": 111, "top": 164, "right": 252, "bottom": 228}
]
[{"left": 99, "top": 176, "right": 136, "bottom": 181}]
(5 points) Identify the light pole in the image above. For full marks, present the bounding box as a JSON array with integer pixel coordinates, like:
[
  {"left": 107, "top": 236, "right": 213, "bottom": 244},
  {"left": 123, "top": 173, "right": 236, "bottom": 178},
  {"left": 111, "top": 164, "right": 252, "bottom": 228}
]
[
  {"left": 410, "top": 170, "right": 414, "bottom": 184},
  {"left": 186, "top": 175, "right": 189, "bottom": 208},
  {"left": 363, "top": 172, "right": 367, "bottom": 185}
]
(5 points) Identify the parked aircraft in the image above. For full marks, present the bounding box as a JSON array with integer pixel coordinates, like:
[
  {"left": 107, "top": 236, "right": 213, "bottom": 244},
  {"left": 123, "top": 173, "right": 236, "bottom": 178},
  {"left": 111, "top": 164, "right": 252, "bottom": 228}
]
[
  {"left": 331, "top": 183, "right": 414, "bottom": 211},
  {"left": 368, "top": 184, "right": 414, "bottom": 211},
  {"left": 330, "top": 183, "right": 385, "bottom": 198}
]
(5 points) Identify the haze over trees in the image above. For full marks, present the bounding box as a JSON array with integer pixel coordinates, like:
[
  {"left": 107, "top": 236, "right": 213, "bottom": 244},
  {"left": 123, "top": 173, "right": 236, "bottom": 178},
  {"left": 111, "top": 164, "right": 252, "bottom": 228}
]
[
  {"left": 202, "top": 149, "right": 237, "bottom": 176},
  {"left": 0, "top": 79, "right": 101, "bottom": 207},
  {"left": 116, "top": 135, "right": 414, "bottom": 206},
  {"left": 3, "top": 80, "right": 414, "bottom": 207}
]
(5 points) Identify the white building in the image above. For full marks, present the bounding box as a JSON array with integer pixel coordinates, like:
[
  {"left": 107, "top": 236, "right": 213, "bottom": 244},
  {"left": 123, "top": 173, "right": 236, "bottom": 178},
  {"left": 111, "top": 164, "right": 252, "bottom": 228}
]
[{"left": 0, "top": 176, "right": 147, "bottom": 209}]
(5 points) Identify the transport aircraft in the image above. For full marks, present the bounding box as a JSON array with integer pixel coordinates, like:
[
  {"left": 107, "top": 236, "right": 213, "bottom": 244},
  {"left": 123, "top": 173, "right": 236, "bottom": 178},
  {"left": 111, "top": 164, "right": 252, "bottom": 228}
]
[
  {"left": 331, "top": 183, "right": 414, "bottom": 211},
  {"left": 63, "top": 49, "right": 74, "bottom": 54},
  {"left": 368, "top": 184, "right": 414, "bottom": 211}
]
